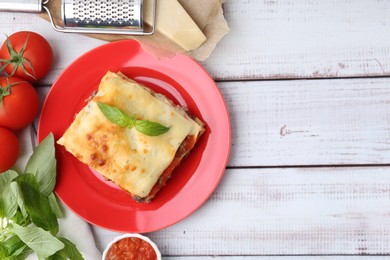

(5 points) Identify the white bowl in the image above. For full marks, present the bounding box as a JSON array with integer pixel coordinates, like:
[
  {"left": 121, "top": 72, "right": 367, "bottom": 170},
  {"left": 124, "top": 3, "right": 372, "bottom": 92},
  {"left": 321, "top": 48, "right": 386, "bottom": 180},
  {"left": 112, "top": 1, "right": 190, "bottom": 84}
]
[{"left": 102, "top": 233, "right": 161, "bottom": 260}]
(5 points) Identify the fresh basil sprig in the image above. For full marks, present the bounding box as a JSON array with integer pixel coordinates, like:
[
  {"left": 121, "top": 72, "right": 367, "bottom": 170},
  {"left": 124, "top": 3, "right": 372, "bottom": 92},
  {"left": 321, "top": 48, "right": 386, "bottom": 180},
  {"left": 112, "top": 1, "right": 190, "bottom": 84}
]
[
  {"left": 0, "top": 133, "right": 84, "bottom": 260},
  {"left": 97, "top": 102, "right": 170, "bottom": 136}
]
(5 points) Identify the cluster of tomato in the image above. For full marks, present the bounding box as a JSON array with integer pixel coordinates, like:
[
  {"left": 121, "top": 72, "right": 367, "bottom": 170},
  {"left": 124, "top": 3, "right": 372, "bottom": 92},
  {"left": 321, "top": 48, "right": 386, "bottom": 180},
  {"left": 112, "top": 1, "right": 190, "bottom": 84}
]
[{"left": 0, "top": 31, "right": 53, "bottom": 172}]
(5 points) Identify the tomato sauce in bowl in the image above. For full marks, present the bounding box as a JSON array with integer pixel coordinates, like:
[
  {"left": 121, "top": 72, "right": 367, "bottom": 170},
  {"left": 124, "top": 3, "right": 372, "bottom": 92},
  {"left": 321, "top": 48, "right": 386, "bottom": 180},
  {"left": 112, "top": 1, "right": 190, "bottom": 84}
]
[{"left": 102, "top": 234, "right": 161, "bottom": 260}]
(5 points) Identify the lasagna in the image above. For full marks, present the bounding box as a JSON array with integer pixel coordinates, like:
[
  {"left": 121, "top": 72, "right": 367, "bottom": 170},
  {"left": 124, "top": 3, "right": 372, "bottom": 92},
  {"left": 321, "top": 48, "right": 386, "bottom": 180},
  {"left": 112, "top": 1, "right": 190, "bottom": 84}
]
[{"left": 57, "top": 71, "right": 204, "bottom": 202}]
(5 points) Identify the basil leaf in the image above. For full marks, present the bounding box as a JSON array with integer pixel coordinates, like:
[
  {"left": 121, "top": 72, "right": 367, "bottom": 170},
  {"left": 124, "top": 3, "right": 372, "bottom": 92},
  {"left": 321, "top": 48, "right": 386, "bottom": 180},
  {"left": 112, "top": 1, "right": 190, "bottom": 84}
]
[
  {"left": 5, "top": 256, "right": 26, "bottom": 260},
  {"left": 14, "top": 173, "right": 38, "bottom": 190},
  {"left": 0, "top": 170, "right": 18, "bottom": 190},
  {"left": 48, "top": 192, "right": 63, "bottom": 218},
  {"left": 10, "top": 223, "right": 64, "bottom": 258},
  {"left": 0, "top": 133, "right": 84, "bottom": 259},
  {"left": 24, "top": 133, "right": 56, "bottom": 196},
  {"left": 47, "top": 237, "right": 84, "bottom": 260},
  {"left": 0, "top": 244, "right": 7, "bottom": 258},
  {"left": 16, "top": 174, "right": 59, "bottom": 235},
  {"left": 97, "top": 102, "right": 135, "bottom": 128},
  {"left": 0, "top": 243, "right": 8, "bottom": 259},
  {"left": 46, "top": 250, "right": 67, "bottom": 260},
  {"left": 10, "top": 210, "right": 31, "bottom": 228},
  {"left": 9, "top": 182, "right": 28, "bottom": 220},
  {"left": 0, "top": 185, "right": 18, "bottom": 219},
  {"left": 135, "top": 120, "right": 170, "bottom": 136},
  {"left": 97, "top": 102, "right": 170, "bottom": 136},
  {"left": 2, "top": 235, "right": 32, "bottom": 258},
  {"left": 0, "top": 171, "right": 18, "bottom": 218}
]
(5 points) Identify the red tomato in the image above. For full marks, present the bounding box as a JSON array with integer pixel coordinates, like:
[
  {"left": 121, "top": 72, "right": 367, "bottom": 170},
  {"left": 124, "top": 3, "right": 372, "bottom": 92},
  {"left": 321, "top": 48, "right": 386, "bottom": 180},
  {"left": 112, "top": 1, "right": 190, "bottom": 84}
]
[
  {"left": 0, "top": 76, "right": 39, "bottom": 130},
  {"left": 0, "top": 127, "right": 19, "bottom": 173},
  {"left": 0, "top": 31, "right": 53, "bottom": 83}
]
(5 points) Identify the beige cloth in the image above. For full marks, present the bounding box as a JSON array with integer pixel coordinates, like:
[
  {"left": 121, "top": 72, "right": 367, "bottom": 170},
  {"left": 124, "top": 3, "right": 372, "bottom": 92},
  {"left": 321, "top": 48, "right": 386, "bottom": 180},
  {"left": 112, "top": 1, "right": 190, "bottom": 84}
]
[{"left": 38, "top": 0, "right": 229, "bottom": 61}]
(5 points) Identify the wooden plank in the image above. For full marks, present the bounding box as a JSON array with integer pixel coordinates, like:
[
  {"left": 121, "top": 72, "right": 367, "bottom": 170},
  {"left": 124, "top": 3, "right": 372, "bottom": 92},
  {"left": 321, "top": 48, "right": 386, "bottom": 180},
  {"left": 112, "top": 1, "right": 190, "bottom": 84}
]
[
  {"left": 222, "top": 77, "right": 390, "bottom": 166},
  {"left": 92, "top": 167, "right": 390, "bottom": 256},
  {"left": 36, "top": 76, "right": 390, "bottom": 166},
  {"left": 204, "top": 0, "right": 390, "bottom": 80},
  {"left": 2, "top": 0, "right": 390, "bottom": 81},
  {"left": 67, "top": 256, "right": 380, "bottom": 260}
]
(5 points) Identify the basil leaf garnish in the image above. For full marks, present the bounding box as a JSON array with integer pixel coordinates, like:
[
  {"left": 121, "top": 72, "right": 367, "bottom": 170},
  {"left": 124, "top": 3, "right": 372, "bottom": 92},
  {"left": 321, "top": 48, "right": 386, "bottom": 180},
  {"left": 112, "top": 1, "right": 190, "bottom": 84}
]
[
  {"left": 25, "top": 133, "right": 56, "bottom": 196},
  {"left": 0, "top": 170, "right": 19, "bottom": 218},
  {"left": 16, "top": 174, "right": 59, "bottom": 235},
  {"left": 1, "top": 235, "right": 32, "bottom": 258},
  {"left": 47, "top": 237, "right": 84, "bottom": 260},
  {"left": 0, "top": 133, "right": 84, "bottom": 259},
  {"left": 135, "top": 120, "right": 170, "bottom": 136},
  {"left": 0, "top": 185, "right": 18, "bottom": 219},
  {"left": 9, "top": 182, "right": 28, "bottom": 219},
  {"left": 0, "top": 170, "right": 19, "bottom": 190},
  {"left": 97, "top": 102, "right": 170, "bottom": 136},
  {"left": 10, "top": 223, "right": 64, "bottom": 258},
  {"left": 47, "top": 192, "right": 63, "bottom": 218},
  {"left": 97, "top": 102, "right": 136, "bottom": 128}
]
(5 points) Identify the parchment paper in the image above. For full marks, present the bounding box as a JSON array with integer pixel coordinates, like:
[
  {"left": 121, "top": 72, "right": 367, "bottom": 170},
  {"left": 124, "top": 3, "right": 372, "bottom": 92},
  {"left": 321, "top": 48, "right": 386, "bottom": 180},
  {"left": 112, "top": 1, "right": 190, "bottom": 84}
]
[{"left": 38, "top": 0, "right": 229, "bottom": 61}]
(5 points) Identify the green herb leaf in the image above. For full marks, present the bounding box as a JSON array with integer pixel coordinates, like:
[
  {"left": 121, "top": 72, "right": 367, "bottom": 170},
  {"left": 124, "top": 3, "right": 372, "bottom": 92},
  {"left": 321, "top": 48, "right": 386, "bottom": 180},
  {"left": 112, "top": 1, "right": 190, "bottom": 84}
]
[
  {"left": 2, "top": 235, "right": 32, "bottom": 258},
  {"left": 97, "top": 102, "right": 136, "bottom": 128},
  {"left": 25, "top": 133, "right": 56, "bottom": 196},
  {"left": 10, "top": 223, "right": 64, "bottom": 258},
  {"left": 97, "top": 102, "right": 170, "bottom": 136},
  {"left": 16, "top": 173, "right": 59, "bottom": 235},
  {"left": 0, "top": 171, "right": 18, "bottom": 218},
  {"left": 135, "top": 120, "right": 170, "bottom": 136},
  {"left": 47, "top": 237, "right": 84, "bottom": 260},
  {"left": 9, "top": 210, "right": 31, "bottom": 229},
  {"left": 0, "top": 243, "right": 7, "bottom": 259},
  {"left": 47, "top": 193, "right": 63, "bottom": 218},
  {"left": 9, "top": 182, "right": 28, "bottom": 220},
  {"left": 0, "top": 170, "right": 18, "bottom": 190},
  {"left": 46, "top": 250, "right": 67, "bottom": 260},
  {"left": 0, "top": 133, "right": 84, "bottom": 259},
  {"left": 0, "top": 185, "right": 18, "bottom": 219}
]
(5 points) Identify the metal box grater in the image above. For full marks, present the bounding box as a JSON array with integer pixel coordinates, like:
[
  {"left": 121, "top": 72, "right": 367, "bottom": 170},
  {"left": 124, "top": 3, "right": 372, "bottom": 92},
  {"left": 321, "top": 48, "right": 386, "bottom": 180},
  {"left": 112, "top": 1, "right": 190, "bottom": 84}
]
[{"left": 0, "top": 0, "right": 156, "bottom": 35}]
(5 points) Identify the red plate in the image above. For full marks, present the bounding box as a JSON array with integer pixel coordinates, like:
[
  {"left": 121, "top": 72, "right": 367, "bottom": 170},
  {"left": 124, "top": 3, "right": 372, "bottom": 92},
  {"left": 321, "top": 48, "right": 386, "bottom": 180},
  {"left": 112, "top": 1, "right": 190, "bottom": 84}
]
[{"left": 38, "top": 40, "right": 231, "bottom": 233}]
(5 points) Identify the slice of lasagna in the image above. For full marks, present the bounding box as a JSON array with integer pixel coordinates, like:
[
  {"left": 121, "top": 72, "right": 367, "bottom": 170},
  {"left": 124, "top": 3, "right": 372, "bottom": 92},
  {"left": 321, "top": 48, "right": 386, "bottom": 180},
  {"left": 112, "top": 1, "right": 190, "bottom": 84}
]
[{"left": 57, "top": 71, "right": 204, "bottom": 202}]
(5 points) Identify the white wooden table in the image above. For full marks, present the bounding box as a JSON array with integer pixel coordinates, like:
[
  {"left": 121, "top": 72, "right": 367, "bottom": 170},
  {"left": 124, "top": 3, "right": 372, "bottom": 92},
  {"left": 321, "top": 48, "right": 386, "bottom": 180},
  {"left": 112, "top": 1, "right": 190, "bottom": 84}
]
[{"left": 2, "top": 0, "right": 390, "bottom": 258}]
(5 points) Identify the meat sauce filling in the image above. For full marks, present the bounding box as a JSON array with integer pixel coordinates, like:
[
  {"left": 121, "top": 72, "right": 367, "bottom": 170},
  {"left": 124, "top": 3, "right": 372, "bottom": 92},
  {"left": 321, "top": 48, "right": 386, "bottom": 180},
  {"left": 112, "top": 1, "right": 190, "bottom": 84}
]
[{"left": 140, "top": 134, "right": 198, "bottom": 202}]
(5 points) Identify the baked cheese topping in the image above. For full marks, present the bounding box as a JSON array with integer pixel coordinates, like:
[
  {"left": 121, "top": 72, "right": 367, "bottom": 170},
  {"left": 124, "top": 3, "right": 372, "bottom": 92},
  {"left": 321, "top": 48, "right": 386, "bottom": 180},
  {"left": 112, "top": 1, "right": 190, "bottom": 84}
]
[{"left": 58, "top": 71, "right": 203, "bottom": 198}]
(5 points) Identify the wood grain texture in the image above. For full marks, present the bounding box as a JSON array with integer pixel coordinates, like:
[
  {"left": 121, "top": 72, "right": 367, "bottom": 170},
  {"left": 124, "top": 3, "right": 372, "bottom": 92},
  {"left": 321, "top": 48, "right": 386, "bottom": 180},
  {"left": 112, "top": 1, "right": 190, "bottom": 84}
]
[
  {"left": 33, "top": 75, "right": 390, "bottom": 256},
  {"left": 203, "top": 0, "right": 390, "bottom": 80},
  {"left": 33, "top": 69, "right": 390, "bottom": 256},
  {"left": 221, "top": 77, "right": 390, "bottom": 166},
  {"left": 19, "top": 0, "right": 390, "bottom": 255},
  {"left": 92, "top": 167, "right": 390, "bottom": 256},
  {"left": 164, "top": 255, "right": 389, "bottom": 260},
  {"left": 36, "top": 76, "right": 390, "bottom": 167},
  {"left": 2, "top": 0, "right": 390, "bottom": 81}
]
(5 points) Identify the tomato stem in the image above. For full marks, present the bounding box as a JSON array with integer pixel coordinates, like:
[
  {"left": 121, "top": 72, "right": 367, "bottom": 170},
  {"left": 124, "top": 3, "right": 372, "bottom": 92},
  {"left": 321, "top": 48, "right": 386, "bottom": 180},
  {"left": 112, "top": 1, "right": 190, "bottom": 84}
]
[
  {"left": 0, "top": 81, "right": 11, "bottom": 98},
  {"left": 0, "top": 79, "right": 24, "bottom": 111},
  {"left": 0, "top": 34, "right": 37, "bottom": 80}
]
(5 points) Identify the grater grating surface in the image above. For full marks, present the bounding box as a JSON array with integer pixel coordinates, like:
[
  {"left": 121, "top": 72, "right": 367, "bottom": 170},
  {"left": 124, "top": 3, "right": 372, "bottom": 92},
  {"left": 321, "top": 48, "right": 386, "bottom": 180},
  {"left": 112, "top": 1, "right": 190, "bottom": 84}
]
[{"left": 63, "top": 0, "right": 143, "bottom": 29}]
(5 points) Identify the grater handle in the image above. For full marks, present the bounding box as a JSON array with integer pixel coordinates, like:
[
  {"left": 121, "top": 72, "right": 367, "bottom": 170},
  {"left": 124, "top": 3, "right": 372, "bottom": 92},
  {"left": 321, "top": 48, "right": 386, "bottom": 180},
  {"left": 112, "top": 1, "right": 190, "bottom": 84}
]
[{"left": 0, "top": 0, "right": 43, "bottom": 13}]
